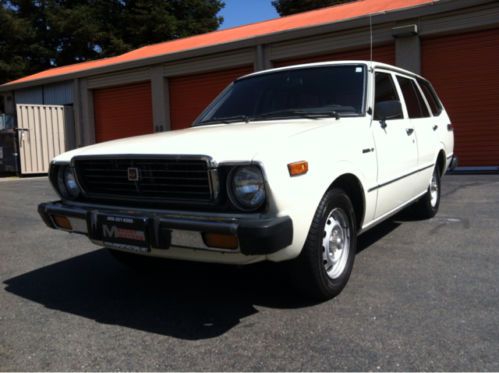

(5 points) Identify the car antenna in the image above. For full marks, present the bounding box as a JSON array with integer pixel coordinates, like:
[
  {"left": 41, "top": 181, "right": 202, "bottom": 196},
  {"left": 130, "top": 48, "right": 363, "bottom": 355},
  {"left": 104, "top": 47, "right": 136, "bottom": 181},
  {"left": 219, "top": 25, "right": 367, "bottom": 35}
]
[
  {"left": 369, "top": 13, "right": 373, "bottom": 67},
  {"left": 368, "top": 13, "right": 374, "bottom": 117}
]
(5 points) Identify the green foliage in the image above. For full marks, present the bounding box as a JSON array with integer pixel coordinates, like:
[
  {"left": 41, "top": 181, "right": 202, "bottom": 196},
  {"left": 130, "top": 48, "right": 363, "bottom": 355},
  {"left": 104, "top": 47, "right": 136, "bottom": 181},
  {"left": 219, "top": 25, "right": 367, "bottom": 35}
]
[
  {"left": 0, "top": 0, "right": 224, "bottom": 84},
  {"left": 0, "top": 4, "right": 37, "bottom": 83},
  {"left": 272, "top": 0, "right": 355, "bottom": 16}
]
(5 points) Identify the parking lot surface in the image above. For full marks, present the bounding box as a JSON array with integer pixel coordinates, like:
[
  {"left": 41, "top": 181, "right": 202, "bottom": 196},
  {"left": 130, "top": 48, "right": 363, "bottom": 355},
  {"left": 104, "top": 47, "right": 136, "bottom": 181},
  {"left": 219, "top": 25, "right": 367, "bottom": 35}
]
[{"left": 0, "top": 175, "right": 498, "bottom": 371}]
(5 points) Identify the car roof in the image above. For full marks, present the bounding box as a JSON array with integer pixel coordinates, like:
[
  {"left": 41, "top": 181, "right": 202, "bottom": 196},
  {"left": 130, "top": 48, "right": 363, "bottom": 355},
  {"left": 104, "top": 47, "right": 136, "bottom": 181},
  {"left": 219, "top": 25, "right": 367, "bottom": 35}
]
[{"left": 238, "top": 60, "right": 426, "bottom": 81}]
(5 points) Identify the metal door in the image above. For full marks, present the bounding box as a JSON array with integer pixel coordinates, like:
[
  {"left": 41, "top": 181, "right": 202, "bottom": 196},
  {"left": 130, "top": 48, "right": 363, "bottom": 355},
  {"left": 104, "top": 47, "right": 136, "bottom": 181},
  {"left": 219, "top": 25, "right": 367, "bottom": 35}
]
[
  {"left": 422, "top": 28, "right": 499, "bottom": 166},
  {"left": 169, "top": 65, "right": 253, "bottom": 130},
  {"left": 93, "top": 82, "right": 153, "bottom": 143},
  {"left": 16, "top": 104, "right": 68, "bottom": 174}
]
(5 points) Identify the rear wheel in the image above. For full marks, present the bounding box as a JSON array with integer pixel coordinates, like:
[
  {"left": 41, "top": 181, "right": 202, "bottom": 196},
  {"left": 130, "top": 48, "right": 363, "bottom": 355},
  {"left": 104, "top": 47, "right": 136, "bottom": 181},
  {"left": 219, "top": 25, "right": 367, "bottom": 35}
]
[
  {"left": 288, "top": 188, "right": 357, "bottom": 301},
  {"left": 412, "top": 165, "right": 441, "bottom": 219}
]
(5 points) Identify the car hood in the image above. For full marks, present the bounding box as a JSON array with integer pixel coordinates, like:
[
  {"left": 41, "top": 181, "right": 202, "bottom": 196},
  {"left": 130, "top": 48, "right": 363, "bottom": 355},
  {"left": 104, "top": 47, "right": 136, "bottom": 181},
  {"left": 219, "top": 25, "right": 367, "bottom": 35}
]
[{"left": 54, "top": 119, "right": 334, "bottom": 163}]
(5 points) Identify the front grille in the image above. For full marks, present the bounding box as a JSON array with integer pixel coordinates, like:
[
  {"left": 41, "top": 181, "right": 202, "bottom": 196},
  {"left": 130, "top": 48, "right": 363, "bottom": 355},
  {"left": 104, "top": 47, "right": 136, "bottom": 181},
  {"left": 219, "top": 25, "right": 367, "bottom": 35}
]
[{"left": 74, "top": 157, "right": 214, "bottom": 203}]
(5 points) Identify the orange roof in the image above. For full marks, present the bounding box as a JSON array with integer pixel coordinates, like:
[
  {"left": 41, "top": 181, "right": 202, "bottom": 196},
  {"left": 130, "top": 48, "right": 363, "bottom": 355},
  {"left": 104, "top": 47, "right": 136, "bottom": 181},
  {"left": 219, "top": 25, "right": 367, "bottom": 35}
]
[{"left": 3, "top": 0, "right": 434, "bottom": 88}]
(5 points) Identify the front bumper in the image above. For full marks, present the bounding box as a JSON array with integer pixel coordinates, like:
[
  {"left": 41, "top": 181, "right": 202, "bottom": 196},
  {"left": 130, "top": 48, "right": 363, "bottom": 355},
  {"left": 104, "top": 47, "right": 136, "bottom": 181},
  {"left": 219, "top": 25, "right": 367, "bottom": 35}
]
[{"left": 38, "top": 201, "right": 293, "bottom": 256}]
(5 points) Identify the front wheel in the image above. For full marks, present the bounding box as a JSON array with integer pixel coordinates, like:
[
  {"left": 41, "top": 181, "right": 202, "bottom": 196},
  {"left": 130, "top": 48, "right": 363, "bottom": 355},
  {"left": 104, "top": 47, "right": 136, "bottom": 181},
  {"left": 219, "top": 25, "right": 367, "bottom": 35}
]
[{"left": 288, "top": 188, "right": 357, "bottom": 301}]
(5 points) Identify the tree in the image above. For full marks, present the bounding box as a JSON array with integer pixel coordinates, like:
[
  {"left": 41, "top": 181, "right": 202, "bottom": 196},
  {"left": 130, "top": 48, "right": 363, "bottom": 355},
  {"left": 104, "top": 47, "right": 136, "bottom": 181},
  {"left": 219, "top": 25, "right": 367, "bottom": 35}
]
[
  {"left": 272, "top": 0, "right": 355, "bottom": 16},
  {"left": 122, "top": 0, "right": 223, "bottom": 48},
  {"left": 0, "top": 4, "right": 37, "bottom": 84},
  {"left": 0, "top": 0, "right": 224, "bottom": 84}
]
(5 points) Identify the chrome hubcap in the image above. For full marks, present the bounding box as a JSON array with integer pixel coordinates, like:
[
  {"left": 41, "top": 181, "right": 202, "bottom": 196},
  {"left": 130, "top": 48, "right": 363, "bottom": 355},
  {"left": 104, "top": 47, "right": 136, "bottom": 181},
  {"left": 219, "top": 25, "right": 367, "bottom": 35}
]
[
  {"left": 322, "top": 208, "right": 350, "bottom": 279},
  {"left": 430, "top": 171, "right": 439, "bottom": 207}
]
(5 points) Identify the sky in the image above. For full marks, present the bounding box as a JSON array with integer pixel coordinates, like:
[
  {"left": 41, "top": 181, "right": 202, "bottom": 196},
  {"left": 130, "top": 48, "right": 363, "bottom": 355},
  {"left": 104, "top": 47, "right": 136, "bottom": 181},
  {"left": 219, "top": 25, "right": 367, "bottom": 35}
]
[{"left": 218, "top": 0, "right": 280, "bottom": 30}]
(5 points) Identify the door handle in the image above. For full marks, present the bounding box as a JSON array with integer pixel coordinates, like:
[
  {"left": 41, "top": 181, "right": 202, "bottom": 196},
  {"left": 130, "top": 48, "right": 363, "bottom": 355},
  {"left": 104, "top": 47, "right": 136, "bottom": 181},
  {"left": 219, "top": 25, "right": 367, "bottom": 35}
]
[
  {"left": 406, "top": 128, "right": 414, "bottom": 136},
  {"left": 15, "top": 128, "right": 29, "bottom": 140},
  {"left": 433, "top": 125, "right": 438, "bottom": 131}
]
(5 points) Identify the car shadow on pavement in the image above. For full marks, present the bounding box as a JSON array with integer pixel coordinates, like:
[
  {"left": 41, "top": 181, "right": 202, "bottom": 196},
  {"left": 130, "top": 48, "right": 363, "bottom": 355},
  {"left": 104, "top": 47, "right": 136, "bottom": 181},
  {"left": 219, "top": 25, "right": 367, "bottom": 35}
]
[
  {"left": 357, "top": 218, "right": 401, "bottom": 254},
  {"left": 3, "top": 249, "right": 307, "bottom": 340},
  {"left": 4, "top": 218, "right": 401, "bottom": 340}
]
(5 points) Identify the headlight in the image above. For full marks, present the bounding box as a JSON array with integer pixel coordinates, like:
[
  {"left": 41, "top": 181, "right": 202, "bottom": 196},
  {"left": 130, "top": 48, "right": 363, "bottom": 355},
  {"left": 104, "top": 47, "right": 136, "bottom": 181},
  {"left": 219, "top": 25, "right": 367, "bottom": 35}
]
[
  {"left": 228, "top": 166, "right": 266, "bottom": 211},
  {"left": 64, "top": 167, "right": 81, "bottom": 198},
  {"left": 54, "top": 165, "right": 80, "bottom": 199}
]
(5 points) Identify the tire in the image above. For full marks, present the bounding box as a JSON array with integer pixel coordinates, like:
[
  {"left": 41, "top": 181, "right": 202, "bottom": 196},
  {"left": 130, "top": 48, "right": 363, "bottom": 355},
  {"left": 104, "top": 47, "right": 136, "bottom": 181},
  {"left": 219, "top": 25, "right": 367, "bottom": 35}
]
[
  {"left": 288, "top": 188, "right": 357, "bottom": 301},
  {"left": 412, "top": 165, "right": 441, "bottom": 219}
]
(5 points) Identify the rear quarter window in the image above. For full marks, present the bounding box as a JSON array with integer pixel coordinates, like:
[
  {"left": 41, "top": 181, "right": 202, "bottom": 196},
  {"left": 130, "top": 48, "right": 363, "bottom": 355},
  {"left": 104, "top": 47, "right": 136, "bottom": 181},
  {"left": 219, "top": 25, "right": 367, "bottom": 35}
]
[
  {"left": 397, "top": 76, "right": 430, "bottom": 119},
  {"left": 417, "top": 78, "right": 443, "bottom": 116}
]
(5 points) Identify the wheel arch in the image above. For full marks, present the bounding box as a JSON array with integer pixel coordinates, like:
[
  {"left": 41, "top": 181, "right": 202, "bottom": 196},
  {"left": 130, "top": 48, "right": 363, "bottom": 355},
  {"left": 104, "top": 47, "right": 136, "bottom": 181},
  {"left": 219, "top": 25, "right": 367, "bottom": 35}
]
[
  {"left": 436, "top": 149, "right": 446, "bottom": 176},
  {"left": 328, "top": 173, "right": 366, "bottom": 230}
]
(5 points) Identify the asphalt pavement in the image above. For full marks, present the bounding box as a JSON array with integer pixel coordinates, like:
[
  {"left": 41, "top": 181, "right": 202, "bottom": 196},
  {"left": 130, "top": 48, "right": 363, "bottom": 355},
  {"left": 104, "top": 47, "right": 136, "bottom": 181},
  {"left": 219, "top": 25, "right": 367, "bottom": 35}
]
[{"left": 0, "top": 175, "right": 498, "bottom": 371}]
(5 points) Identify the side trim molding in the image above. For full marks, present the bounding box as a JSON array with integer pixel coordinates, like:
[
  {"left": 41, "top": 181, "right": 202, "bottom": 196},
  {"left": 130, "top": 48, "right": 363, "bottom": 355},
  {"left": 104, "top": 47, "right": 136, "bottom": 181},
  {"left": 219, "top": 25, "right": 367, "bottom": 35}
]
[{"left": 368, "top": 163, "right": 435, "bottom": 193}]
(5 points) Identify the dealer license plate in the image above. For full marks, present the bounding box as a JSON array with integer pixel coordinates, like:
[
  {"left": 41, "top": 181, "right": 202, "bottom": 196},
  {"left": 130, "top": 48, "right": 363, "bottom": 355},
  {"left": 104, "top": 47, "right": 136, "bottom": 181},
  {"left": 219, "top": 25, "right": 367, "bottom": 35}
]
[{"left": 97, "top": 214, "right": 150, "bottom": 253}]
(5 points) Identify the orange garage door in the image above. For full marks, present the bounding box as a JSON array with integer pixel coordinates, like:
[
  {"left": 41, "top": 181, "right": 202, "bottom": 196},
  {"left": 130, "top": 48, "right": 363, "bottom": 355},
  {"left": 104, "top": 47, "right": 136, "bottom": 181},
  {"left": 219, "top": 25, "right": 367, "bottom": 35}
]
[
  {"left": 93, "top": 82, "right": 153, "bottom": 143},
  {"left": 273, "top": 44, "right": 395, "bottom": 67},
  {"left": 169, "top": 66, "right": 254, "bottom": 130},
  {"left": 422, "top": 28, "right": 499, "bottom": 167}
]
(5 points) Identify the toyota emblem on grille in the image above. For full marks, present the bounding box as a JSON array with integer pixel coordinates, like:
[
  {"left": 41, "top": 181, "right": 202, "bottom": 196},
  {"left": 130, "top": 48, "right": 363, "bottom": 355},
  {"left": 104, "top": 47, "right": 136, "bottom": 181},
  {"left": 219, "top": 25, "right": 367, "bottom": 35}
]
[{"left": 127, "top": 167, "right": 139, "bottom": 181}]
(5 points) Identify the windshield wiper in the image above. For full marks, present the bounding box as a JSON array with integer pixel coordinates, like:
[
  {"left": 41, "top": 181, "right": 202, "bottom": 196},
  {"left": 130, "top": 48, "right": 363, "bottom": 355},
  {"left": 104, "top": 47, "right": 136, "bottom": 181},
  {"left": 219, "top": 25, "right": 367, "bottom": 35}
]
[
  {"left": 200, "top": 115, "right": 250, "bottom": 124},
  {"left": 254, "top": 109, "right": 341, "bottom": 120}
]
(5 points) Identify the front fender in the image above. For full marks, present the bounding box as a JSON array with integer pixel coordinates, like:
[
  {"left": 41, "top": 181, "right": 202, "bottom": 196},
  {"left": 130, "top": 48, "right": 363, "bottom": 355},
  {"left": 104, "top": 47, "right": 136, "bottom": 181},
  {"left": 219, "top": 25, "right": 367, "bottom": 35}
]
[
  {"left": 260, "top": 158, "right": 371, "bottom": 262},
  {"left": 251, "top": 119, "right": 376, "bottom": 262}
]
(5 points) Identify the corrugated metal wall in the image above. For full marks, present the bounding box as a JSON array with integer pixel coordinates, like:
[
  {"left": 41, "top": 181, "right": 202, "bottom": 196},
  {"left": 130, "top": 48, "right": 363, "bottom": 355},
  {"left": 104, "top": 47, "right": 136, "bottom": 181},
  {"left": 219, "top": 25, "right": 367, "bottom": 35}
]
[
  {"left": 44, "top": 82, "right": 74, "bottom": 105},
  {"left": 14, "top": 81, "right": 73, "bottom": 105},
  {"left": 16, "top": 104, "right": 67, "bottom": 174},
  {"left": 15, "top": 87, "right": 43, "bottom": 105}
]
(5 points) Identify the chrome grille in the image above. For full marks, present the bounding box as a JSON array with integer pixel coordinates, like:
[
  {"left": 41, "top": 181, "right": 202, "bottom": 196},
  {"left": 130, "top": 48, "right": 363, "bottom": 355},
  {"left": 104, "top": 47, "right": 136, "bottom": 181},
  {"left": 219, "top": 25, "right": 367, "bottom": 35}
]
[{"left": 74, "top": 157, "right": 213, "bottom": 202}]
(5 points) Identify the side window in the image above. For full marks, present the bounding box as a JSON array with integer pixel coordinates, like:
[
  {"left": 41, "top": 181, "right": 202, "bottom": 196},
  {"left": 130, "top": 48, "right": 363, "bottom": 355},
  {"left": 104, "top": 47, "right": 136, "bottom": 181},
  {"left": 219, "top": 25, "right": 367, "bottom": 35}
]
[
  {"left": 374, "top": 72, "right": 403, "bottom": 120},
  {"left": 417, "top": 78, "right": 443, "bottom": 116},
  {"left": 397, "top": 76, "right": 430, "bottom": 118}
]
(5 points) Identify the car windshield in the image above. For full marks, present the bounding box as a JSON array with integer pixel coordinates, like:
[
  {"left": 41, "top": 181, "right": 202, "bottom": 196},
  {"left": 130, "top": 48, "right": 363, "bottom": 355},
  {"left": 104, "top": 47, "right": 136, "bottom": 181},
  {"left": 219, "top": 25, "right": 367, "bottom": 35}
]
[{"left": 197, "top": 64, "right": 366, "bottom": 125}]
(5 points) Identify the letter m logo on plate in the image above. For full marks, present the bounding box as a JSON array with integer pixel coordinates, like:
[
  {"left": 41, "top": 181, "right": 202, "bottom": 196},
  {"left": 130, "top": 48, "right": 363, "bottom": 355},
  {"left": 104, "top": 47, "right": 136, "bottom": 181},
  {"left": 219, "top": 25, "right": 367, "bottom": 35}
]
[{"left": 103, "top": 224, "right": 117, "bottom": 238}]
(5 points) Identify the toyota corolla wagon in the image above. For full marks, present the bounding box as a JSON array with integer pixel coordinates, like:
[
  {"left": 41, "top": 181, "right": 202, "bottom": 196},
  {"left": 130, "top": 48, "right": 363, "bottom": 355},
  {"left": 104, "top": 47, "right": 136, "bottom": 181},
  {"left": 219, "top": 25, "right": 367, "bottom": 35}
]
[{"left": 39, "top": 61, "right": 456, "bottom": 300}]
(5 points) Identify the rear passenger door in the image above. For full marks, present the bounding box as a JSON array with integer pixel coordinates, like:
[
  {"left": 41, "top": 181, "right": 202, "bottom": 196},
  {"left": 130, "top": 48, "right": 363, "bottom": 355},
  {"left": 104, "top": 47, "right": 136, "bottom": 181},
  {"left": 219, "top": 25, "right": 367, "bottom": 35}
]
[
  {"left": 396, "top": 75, "right": 437, "bottom": 193},
  {"left": 371, "top": 71, "right": 419, "bottom": 219}
]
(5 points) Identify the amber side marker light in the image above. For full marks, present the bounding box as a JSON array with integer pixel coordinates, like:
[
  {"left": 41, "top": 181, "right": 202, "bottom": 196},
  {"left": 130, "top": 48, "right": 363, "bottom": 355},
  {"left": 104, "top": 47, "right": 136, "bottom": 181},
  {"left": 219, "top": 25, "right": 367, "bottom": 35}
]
[
  {"left": 202, "top": 233, "right": 239, "bottom": 250},
  {"left": 52, "top": 215, "right": 72, "bottom": 230},
  {"left": 288, "top": 161, "right": 309, "bottom": 176}
]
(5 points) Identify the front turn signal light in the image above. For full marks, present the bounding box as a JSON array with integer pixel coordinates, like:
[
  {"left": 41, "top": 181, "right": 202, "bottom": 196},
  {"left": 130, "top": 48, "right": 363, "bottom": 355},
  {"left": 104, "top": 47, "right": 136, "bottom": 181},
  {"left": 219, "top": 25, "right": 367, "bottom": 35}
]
[
  {"left": 52, "top": 215, "right": 72, "bottom": 230},
  {"left": 202, "top": 233, "right": 239, "bottom": 250},
  {"left": 288, "top": 161, "right": 308, "bottom": 176}
]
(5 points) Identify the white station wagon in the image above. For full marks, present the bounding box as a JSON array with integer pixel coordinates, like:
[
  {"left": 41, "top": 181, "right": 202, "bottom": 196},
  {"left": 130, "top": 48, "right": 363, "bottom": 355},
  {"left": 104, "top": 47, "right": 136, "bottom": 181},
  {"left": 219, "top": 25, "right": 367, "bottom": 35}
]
[{"left": 39, "top": 61, "right": 456, "bottom": 300}]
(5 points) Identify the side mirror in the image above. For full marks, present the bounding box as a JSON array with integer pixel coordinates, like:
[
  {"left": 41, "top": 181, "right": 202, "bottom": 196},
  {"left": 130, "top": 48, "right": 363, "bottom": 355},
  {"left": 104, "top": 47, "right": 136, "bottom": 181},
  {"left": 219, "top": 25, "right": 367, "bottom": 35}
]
[{"left": 374, "top": 100, "right": 403, "bottom": 128}]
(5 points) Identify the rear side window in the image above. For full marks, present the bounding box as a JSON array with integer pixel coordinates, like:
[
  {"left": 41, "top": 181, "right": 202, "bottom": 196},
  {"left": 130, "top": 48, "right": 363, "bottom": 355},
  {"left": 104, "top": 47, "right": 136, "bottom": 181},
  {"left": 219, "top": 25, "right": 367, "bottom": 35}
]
[
  {"left": 417, "top": 78, "right": 443, "bottom": 116},
  {"left": 397, "top": 76, "right": 430, "bottom": 118},
  {"left": 374, "top": 72, "right": 402, "bottom": 120}
]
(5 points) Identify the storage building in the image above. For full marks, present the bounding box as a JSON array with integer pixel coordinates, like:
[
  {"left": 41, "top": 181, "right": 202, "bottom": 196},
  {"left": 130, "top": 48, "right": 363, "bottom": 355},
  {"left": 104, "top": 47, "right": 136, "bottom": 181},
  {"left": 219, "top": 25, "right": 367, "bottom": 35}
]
[{"left": 0, "top": 0, "right": 498, "bottom": 174}]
